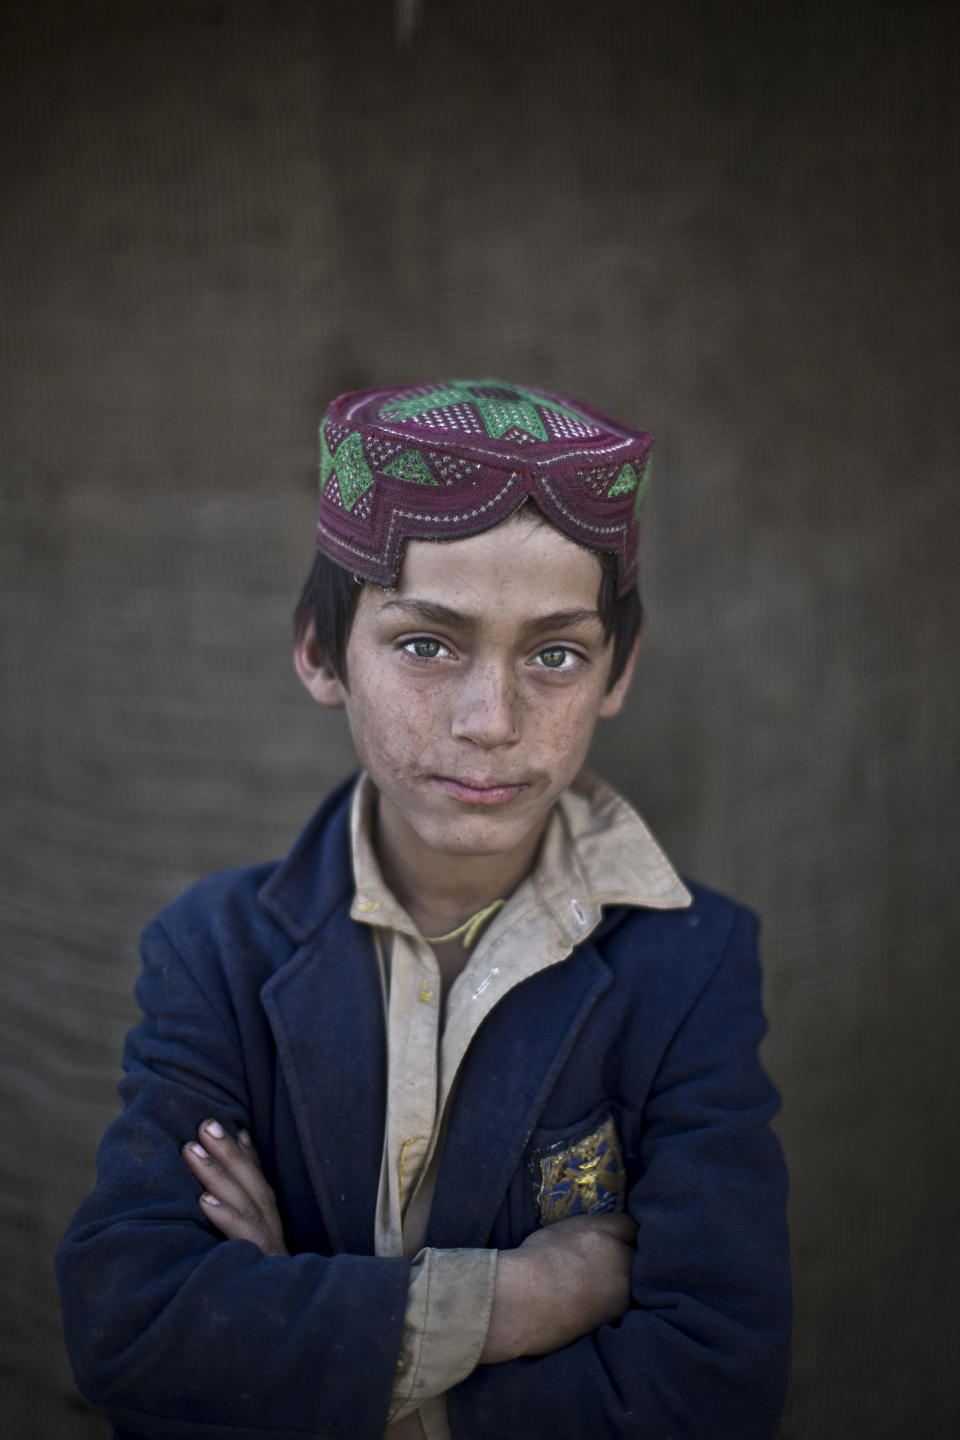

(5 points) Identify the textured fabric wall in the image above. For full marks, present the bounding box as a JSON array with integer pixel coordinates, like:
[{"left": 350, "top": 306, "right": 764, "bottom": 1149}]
[{"left": 2, "top": 1, "right": 957, "bottom": 1436}]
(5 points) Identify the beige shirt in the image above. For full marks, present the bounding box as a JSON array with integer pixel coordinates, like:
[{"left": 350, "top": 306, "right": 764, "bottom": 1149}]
[{"left": 348, "top": 769, "right": 691, "bottom": 1438}]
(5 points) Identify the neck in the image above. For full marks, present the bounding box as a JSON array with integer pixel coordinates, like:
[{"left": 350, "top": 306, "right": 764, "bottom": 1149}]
[{"left": 373, "top": 793, "right": 548, "bottom": 940}]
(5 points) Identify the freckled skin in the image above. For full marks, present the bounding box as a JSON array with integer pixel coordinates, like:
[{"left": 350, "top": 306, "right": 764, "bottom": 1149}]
[{"left": 295, "top": 514, "right": 638, "bottom": 933}]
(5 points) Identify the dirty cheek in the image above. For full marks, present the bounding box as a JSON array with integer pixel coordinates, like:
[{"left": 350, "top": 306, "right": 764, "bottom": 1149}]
[
  {"left": 373, "top": 674, "right": 446, "bottom": 773},
  {"left": 546, "top": 695, "right": 599, "bottom": 772}
]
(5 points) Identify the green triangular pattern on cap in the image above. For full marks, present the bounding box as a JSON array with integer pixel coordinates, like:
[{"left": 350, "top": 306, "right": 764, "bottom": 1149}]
[
  {"left": 332, "top": 431, "right": 375, "bottom": 511},
  {"left": 474, "top": 395, "right": 548, "bottom": 441},
  {"left": 379, "top": 385, "right": 470, "bottom": 423},
  {"left": 384, "top": 448, "right": 438, "bottom": 485},
  {"left": 607, "top": 462, "right": 638, "bottom": 498},
  {"left": 378, "top": 379, "right": 590, "bottom": 440},
  {"left": 465, "top": 380, "right": 589, "bottom": 427}
]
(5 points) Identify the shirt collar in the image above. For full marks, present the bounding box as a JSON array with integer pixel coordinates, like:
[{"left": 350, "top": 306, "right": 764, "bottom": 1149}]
[{"left": 348, "top": 769, "right": 690, "bottom": 941}]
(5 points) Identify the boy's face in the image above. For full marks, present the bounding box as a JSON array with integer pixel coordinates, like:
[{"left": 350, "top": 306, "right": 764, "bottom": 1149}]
[{"left": 297, "top": 513, "right": 637, "bottom": 868}]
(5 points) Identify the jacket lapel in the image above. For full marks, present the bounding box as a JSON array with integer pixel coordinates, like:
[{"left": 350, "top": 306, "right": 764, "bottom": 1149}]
[
  {"left": 260, "top": 906, "right": 386, "bottom": 1256},
  {"left": 426, "top": 942, "right": 612, "bottom": 1248},
  {"left": 257, "top": 775, "right": 386, "bottom": 1256}
]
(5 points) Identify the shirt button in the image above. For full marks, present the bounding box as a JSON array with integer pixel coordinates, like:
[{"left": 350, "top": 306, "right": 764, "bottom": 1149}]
[{"left": 395, "top": 1350, "right": 411, "bottom": 1376}]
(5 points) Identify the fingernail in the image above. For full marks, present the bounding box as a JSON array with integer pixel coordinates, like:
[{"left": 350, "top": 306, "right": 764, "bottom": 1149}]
[
  {"left": 238, "top": 1129, "right": 251, "bottom": 1147},
  {"left": 205, "top": 1120, "right": 225, "bottom": 1139},
  {"left": 190, "top": 1143, "right": 208, "bottom": 1159},
  {"left": 201, "top": 1192, "right": 221, "bottom": 1206}
]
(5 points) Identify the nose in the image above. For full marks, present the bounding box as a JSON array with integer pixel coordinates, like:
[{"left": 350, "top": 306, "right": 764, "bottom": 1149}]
[{"left": 450, "top": 659, "right": 521, "bottom": 748}]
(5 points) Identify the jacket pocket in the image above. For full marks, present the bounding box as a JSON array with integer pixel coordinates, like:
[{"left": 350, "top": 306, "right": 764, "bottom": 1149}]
[{"left": 528, "top": 1106, "right": 626, "bottom": 1228}]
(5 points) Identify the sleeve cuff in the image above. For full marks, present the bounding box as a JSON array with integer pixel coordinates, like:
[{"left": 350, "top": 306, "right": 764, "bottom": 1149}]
[{"left": 389, "top": 1247, "right": 498, "bottom": 1423}]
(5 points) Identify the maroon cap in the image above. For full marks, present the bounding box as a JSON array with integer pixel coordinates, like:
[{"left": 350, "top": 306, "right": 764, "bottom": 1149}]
[{"left": 315, "top": 379, "right": 653, "bottom": 594}]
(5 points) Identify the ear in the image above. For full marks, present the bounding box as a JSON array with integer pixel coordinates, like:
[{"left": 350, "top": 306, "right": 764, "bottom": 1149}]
[
  {"left": 294, "top": 623, "right": 347, "bottom": 709},
  {"left": 596, "top": 632, "right": 640, "bottom": 719}
]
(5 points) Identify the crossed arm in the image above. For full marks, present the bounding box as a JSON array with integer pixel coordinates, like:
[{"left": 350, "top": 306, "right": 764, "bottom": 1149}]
[
  {"left": 59, "top": 901, "right": 790, "bottom": 1439},
  {"left": 181, "top": 1119, "right": 639, "bottom": 1366}
]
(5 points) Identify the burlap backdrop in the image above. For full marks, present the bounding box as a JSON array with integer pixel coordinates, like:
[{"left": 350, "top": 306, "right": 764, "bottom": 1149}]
[{"left": 2, "top": 1, "right": 957, "bottom": 1435}]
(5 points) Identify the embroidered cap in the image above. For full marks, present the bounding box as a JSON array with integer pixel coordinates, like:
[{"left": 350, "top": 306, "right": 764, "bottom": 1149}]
[{"left": 315, "top": 379, "right": 653, "bottom": 595}]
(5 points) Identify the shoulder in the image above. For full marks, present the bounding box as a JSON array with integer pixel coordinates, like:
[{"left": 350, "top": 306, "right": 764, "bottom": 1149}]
[
  {"left": 591, "top": 879, "right": 763, "bottom": 1026},
  {"left": 677, "top": 878, "right": 761, "bottom": 957},
  {"left": 137, "top": 861, "right": 293, "bottom": 1014},
  {"left": 599, "top": 877, "right": 758, "bottom": 960},
  {"left": 151, "top": 857, "right": 281, "bottom": 944},
  {"left": 141, "top": 771, "right": 360, "bottom": 981}
]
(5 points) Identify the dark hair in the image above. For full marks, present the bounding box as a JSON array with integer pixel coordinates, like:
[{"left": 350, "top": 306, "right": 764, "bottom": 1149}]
[{"left": 293, "top": 508, "right": 643, "bottom": 694}]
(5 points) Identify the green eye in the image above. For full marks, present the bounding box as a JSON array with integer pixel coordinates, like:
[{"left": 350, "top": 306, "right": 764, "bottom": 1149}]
[
  {"left": 407, "top": 638, "right": 442, "bottom": 659},
  {"left": 539, "top": 647, "right": 568, "bottom": 669}
]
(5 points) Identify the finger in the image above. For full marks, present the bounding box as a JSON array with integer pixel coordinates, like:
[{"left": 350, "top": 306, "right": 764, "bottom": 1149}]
[
  {"left": 180, "top": 1145, "right": 286, "bottom": 1255},
  {"left": 179, "top": 1134, "right": 270, "bottom": 1226},
  {"left": 237, "top": 1127, "right": 261, "bottom": 1165},
  {"left": 196, "top": 1120, "right": 278, "bottom": 1215},
  {"left": 181, "top": 1141, "right": 261, "bottom": 1218},
  {"left": 196, "top": 1189, "right": 286, "bottom": 1255},
  {"left": 186, "top": 1121, "right": 287, "bottom": 1256}
]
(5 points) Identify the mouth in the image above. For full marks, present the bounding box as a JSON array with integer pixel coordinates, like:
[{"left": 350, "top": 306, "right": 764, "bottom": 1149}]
[{"left": 433, "top": 777, "right": 529, "bottom": 807}]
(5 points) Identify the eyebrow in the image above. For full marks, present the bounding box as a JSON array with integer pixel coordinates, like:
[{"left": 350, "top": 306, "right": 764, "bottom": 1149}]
[{"left": 378, "top": 597, "right": 604, "bottom": 639}]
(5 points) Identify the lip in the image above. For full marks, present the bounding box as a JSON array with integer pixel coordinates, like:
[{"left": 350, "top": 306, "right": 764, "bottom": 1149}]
[{"left": 433, "top": 777, "right": 528, "bottom": 806}]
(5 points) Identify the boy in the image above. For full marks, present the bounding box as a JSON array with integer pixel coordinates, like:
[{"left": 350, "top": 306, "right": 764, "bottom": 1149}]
[{"left": 57, "top": 380, "right": 791, "bottom": 1440}]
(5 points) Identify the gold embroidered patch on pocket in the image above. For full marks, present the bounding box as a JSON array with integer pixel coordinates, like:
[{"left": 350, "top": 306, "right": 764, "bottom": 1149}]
[{"left": 535, "top": 1113, "right": 626, "bottom": 1227}]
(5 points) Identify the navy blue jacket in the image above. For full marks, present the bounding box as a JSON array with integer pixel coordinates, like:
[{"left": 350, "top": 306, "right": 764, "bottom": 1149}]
[{"left": 57, "top": 773, "right": 791, "bottom": 1439}]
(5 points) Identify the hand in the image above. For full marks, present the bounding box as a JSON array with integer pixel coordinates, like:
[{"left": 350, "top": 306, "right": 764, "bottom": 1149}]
[
  {"left": 480, "top": 1211, "right": 638, "bottom": 1364},
  {"left": 181, "top": 1119, "right": 289, "bottom": 1257}
]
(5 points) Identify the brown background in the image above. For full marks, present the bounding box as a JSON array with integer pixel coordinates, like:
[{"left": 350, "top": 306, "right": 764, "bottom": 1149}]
[{"left": 2, "top": 1, "right": 958, "bottom": 1435}]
